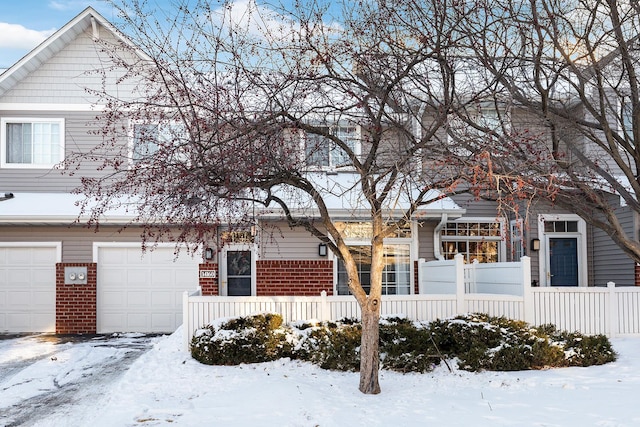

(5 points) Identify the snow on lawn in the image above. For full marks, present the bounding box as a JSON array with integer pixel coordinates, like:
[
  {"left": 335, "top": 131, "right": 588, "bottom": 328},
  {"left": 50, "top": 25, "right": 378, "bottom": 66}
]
[{"left": 7, "top": 328, "right": 632, "bottom": 427}]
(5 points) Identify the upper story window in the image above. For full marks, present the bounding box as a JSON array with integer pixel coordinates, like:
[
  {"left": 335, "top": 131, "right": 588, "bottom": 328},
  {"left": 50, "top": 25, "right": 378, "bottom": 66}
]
[
  {"left": 1, "top": 118, "right": 64, "bottom": 169},
  {"left": 619, "top": 98, "right": 633, "bottom": 138},
  {"left": 130, "top": 122, "right": 186, "bottom": 163},
  {"left": 447, "top": 108, "right": 508, "bottom": 155},
  {"left": 304, "top": 126, "right": 359, "bottom": 170}
]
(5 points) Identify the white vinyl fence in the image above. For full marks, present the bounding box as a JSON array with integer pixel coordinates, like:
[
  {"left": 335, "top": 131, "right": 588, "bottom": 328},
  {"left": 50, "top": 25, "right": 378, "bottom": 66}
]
[{"left": 183, "top": 254, "right": 640, "bottom": 349}]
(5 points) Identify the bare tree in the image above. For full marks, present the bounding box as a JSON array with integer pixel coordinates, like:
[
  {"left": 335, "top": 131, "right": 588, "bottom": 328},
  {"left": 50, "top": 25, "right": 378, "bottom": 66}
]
[
  {"left": 450, "top": 0, "right": 640, "bottom": 262},
  {"left": 67, "top": 0, "right": 472, "bottom": 394}
]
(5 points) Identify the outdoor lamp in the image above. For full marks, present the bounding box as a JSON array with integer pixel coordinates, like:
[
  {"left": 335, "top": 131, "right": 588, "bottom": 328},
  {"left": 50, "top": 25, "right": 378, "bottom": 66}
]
[
  {"left": 530, "top": 239, "right": 540, "bottom": 251},
  {"left": 318, "top": 243, "right": 328, "bottom": 257}
]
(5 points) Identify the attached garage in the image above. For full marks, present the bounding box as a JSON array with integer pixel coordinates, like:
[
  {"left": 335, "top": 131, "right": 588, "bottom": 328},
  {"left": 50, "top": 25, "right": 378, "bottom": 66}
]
[
  {"left": 0, "top": 243, "right": 59, "bottom": 333},
  {"left": 95, "top": 243, "right": 200, "bottom": 333}
]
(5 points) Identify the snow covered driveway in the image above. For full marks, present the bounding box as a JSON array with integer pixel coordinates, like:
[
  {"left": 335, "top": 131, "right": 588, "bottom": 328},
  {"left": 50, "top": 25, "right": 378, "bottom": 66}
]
[{"left": 0, "top": 333, "right": 157, "bottom": 426}]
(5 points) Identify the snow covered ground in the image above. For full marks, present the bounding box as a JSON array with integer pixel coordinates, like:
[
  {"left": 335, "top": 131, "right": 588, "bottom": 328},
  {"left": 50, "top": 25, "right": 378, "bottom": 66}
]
[{"left": 1, "top": 329, "right": 639, "bottom": 426}]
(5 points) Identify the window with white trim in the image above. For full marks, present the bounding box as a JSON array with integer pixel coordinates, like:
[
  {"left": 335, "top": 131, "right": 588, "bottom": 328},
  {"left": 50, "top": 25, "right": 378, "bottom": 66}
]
[
  {"left": 440, "top": 220, "right": 504, "bottom": 263},
  {"left": 130, "top": 122, "right": 186, "bottom": 163},
  {"left": 447, "top": 108, "right": 508, "bottom": 156},
  {"left": 510, "top": 219, "right": 524, "bottom": 260},
  {"left": 1, "top": 118, "right": 64, "bottom": 168},
  {"left": 620, "top": 97, "right": 633, "bottom": 138},
  {"left": 334, "top": 221, "right": 412, "bottom": 296},
  {"left": 304, "top": 126, "right": 359, "bottom": 169}
]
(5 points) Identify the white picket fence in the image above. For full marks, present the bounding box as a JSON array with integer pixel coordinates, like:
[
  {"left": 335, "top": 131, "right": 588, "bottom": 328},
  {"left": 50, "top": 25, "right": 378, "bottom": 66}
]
[{"left": 182, "top": 255, "right": 640, "bottom": 349}]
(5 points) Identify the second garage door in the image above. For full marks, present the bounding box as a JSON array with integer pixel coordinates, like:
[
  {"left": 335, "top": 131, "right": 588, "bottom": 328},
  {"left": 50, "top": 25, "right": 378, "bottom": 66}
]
[{"left": 96, "top": 244, "right": 200, "bottom": 333}]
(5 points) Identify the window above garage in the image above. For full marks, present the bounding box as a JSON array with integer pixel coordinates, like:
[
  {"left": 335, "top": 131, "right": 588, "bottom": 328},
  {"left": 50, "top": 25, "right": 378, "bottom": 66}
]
[
  {"left": 1, "top": 117, "right": 65, "bottom": 169},
  {"left": 129, "top": 121, "right": 187, "bottom": 164}
]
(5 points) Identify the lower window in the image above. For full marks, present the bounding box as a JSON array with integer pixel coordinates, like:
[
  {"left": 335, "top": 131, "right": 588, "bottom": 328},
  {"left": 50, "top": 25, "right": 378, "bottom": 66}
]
[
  {"left": 336, "top": 244, "right": 411, "bottom": 295},
  {"left": 440, "top": 220, "right": 504, "bottom": 263}
]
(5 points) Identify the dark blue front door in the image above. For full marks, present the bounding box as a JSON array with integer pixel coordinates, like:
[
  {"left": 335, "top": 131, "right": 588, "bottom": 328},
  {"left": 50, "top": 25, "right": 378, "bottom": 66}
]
[{"left": 549, "top": 238, "right": 578, "bottom": 286}]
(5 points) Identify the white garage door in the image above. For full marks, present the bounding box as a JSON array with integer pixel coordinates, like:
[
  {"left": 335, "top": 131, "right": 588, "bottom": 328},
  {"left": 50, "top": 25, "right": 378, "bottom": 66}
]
[
  {"left": 96, "top": 244, "right": 200, "bottom": 333},
  {"left": 0, "top": 244, "right": 58, "bottom": 333}
]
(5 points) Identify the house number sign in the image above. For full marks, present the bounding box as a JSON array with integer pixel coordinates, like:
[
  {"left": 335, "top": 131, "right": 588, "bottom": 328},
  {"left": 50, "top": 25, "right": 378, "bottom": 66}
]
[{"left": 199, "top": 270, "right": 217, "bottom": 279}]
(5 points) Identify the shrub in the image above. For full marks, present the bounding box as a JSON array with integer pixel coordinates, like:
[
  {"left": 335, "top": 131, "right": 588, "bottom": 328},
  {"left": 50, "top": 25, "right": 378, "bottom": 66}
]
[
  {"left": 190, "top": 313, "right": 293, "bottom": 365},
  {"left": 426, "top": 314, "right": 614, "bottom": 371},
  {"left": 293, "top": 320, "right": 361, "bottom": 371},
  {"left": 190, "top": 312, "right": 616, "bottom": 373},
  {"left": 553, "top": 332, "right": 616, "bottom": 367},
  {"left": 379, "top": 317, "right": 441, "bottom": 373}
]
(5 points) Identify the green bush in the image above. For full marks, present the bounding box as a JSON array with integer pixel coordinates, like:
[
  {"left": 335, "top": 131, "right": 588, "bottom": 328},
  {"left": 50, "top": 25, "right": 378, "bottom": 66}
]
[
  {"left": 293, "top": 320, "right": 361, "bottom": 371},
  {"left": 427, "top": 314, "right": 614, "bottom": 371},
  {"left": 554, "top": 331, "right": 616, "bottom": 367},
  {"left": 190, "top": 313, "right": 293, "bottom": 365},
  {"left": 379, "top": 317, "right": 441, "bottom": 373},
  {"left": 190, "top": 312, "right": 617, "bottom": 373}
]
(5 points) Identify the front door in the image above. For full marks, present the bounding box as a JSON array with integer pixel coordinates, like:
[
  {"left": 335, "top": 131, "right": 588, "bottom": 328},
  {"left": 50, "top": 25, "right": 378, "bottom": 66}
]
[
  {"left": 220, "top": 246, "right": 254, "bottom": 296},
  {"left": 548, "top": 237, "right": 578, "bottom": 286}
]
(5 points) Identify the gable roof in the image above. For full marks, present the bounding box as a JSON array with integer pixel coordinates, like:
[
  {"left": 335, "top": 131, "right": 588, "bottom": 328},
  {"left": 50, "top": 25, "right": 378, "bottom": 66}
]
[{"left": 0, "top": 7, "right": 149, "bottom": 98}]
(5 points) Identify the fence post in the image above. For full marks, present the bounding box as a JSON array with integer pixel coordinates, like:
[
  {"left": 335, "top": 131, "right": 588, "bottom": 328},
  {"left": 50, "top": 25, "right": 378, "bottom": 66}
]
[
  {"left": 417, "top": 258, "right": 424, "bottom": 294},
  {"left": 320, "top": 290, "right": 329, "bottom": 322},
  {"left": 182, "top": 290, "right": 190, "bottom": 352},
  {"left": 607, "top": 282, "right": 617, "bottom": 338},
  {"left": 454, "top": 254, "right": 465, "bottom": 315},
  {"left": 521, "top": 256, "right": 534, "bottom": 325}
]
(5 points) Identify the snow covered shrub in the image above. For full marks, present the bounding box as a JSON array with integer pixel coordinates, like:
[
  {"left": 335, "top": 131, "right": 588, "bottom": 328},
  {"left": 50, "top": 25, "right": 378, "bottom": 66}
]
[
  {"left": 426, "top": 314, "right": 614, "bottom": 371},
  {"left": 190, "top": 312, "right": 615, "bottom": 372},
  {"left": 292, "top": 319, "right": 361, "bottom": 371},
  {"left": 549, "top": 330, "right": 616, "bottom": 367},
  {"left": 429, "top": 314, "right": 556, "bottom": 371},
  {"left": 379, "top": 317, "right": 441, "bottom": 373},
  {"left": 190, "top": 313, "right": 294, "bottom": 365}
]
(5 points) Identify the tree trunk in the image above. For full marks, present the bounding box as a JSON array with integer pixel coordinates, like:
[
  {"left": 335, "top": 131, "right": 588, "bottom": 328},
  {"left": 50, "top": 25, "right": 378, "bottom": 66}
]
[{"left": 359, "top": 296, "right": 381, "bottom": 394}]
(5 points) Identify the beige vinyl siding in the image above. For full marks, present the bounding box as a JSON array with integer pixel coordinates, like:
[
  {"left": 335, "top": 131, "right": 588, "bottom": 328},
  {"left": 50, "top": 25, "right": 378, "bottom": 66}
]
[
  {"left": 1, "top": 27, "right": 141, "bottom": 105},
  {"left": 450, "top": 193, "right": 501, "bottom": 217},
  {"left": 0, "top": 110, "right": 113, "bottom": 192},
  {"left": 417, "top": 220, "right": 436, "bottom": 260},
  {"left": 0, "top": 225, "right": 183, "bottom": 263},
  {"left": 259, "top": 221, "right": 327, "bottom": 260}
]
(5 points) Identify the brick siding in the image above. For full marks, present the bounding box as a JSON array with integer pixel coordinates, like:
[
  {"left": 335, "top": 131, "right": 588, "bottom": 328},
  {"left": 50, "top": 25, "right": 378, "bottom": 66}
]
[
  {"left": 256, "top": 260, "right": 333, "bottom": 296},
  {"left": 55, "top": 263, "right": 97, "bottom": 334},
  {"left": 199, "top": 263, "right": 219, "bottom": 295}
]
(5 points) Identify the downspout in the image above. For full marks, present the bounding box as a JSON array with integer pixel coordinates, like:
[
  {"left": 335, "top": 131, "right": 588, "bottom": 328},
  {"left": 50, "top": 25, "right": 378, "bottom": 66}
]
[{"left": 433, "top": 213, "right": 447, "bottom": 260}]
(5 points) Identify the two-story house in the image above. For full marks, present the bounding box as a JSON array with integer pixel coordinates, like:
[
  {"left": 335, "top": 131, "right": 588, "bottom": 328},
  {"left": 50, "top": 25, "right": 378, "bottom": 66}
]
[{"left": 0, "top": 7, "right": 636, "bottom": 335}]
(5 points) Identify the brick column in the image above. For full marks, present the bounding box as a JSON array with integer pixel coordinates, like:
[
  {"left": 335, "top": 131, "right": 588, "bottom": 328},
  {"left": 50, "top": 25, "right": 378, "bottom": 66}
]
[
  {"left": 56, "top": 263, "right": 97, "bottom": 334},
  {"left": 635, "top": 264, "right": 640, "bottom": 286},
  {"left": 256, "top": 260, "right": 333, "bottom": 296},
  {"left": 199, "top": 263, "right": 219, "bottom": 295}
]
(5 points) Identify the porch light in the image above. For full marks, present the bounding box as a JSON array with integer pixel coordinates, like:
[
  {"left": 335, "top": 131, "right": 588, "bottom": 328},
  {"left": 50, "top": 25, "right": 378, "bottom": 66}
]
[
  {"left": 318, "top": 243, "right": 328, "bottom": 257},
  {"left": 530, "top": 238, "right": 540, "bottom": 251},
  {"left": 204, "top": 247, "right": 214, "bottom": 260}
]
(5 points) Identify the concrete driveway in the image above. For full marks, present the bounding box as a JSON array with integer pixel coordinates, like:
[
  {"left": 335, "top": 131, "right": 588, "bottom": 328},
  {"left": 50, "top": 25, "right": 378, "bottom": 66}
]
[{"left": 0, "top": 333, "right": 158, "bottom": 426}]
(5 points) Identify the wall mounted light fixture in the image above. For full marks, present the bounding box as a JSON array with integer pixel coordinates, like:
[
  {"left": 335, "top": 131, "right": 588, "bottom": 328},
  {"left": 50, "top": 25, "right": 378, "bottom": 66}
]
[
  {"left": 205, "top": 247, "right": 214, "bottom": 260},
  {"left": 318, "top": 243, "right": 328, "bottom": 257},
  {"left": 530, "top": 238, "right": 540, "bottom": 251}
]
